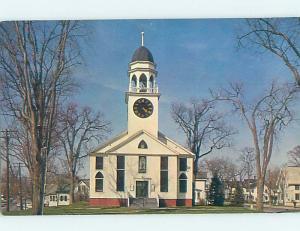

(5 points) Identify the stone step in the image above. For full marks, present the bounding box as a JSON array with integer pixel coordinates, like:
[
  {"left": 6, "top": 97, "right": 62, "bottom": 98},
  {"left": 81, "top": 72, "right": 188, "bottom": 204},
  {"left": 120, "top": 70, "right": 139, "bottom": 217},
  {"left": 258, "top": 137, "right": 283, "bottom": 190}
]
[{"left": 130, "top": 198, "right": 158, "bottom": 208}]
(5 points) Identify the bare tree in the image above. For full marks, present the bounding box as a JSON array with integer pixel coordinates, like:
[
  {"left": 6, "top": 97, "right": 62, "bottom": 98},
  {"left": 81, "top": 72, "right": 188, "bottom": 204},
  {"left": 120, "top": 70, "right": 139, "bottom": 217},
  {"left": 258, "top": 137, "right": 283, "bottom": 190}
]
[
  {"left": 205, "top": 157, "right": 238, "bottom": 182},
  {"left": 238, "top": 18, "right": 300, "bottom": 86},
  {"left": 277, "top": 166, "right": 288, "bottom": 205},
  {"left": 56, "top": 103, "right": 110, "bottom": 204},
  {"left": 0, "top": 21, "right": 83, "bottom": 214},
  {"left": 238, "top": 147, "right": 256, "bottom": 202},
  {"left": 171, "top": 99, "right": 235, "bottom": 176},
  {"left": 213, "top": 81, "right": 298, "bottom": 211},
  {"left": 265, "top": 167, "right": 281, "bottom": 205},
  {"left": 205, "top": 156, "right": 240, "bottom": 197},
  {"left": 288, "top": 145, "right": 300, "bottom": 166},
  {"left": 239, "top": 147, "right": 255, "bottom": 179}
]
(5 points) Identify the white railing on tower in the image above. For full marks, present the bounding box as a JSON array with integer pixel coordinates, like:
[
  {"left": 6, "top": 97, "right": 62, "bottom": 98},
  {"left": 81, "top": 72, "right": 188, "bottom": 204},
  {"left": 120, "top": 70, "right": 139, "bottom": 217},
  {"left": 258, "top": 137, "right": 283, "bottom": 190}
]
[{"left": 129, "top": 86, "right": 159, "bottom": 93}]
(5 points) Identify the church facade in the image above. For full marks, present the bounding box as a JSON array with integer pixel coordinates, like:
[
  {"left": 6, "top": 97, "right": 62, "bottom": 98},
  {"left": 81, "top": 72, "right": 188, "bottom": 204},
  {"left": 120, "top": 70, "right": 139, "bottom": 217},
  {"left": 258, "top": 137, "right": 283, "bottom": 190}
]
[{"left": 89, "top": 34, "right": 194, "bottom": 207}]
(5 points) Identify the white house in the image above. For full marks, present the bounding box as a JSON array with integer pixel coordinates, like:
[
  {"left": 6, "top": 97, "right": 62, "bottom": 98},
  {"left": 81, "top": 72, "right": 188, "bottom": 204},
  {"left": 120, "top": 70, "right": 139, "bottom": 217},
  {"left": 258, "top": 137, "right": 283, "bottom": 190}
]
[
  {"left": 74, "top": 179, "right": 90, "bottom": 201},
  {"left": 89, "top": 33, "right": 195, "bottom": 208},
  {"left": 226, "top": 179, "right": 270, "bottom": 203},
  {"left": 194, "top": 172, "right": 208, "bottom": 205},
  {"left": 277, "top": 166, "right": 300, "bottom": 207},
  {"left": 44, "top": 184, "right": 71, "bottom": 207},
  {"left": 242, "top": 185, "right": 270, "bottom": 203}
]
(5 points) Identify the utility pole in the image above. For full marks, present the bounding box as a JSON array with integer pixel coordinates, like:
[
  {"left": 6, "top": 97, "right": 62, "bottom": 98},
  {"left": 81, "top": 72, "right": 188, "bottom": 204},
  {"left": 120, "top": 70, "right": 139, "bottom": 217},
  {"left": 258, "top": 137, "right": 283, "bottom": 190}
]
[
  {"left": 1, "top": 129, "right": 17, "bottom": 213},
  {"left": 5, "top": 129, "right": 10, "bottom": 212},
  {"left": 41, "top": 147, "right": 47, "bottom": 215},
  {"left": 18, "top": 163, "right": 23, "bottom": 210}
]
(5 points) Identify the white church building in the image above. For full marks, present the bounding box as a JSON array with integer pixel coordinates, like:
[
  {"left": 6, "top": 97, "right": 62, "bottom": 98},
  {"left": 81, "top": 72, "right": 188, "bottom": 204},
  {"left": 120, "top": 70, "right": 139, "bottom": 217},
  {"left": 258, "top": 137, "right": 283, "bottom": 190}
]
[{"left": 89, "top": 33, "right": 194, "bottom": 207}]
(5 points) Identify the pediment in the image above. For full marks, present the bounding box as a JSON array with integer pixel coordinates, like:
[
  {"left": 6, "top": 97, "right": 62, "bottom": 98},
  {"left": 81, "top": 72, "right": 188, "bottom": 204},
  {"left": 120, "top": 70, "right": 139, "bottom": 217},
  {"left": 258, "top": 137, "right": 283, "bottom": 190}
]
[
  {"left": 106, "top": 130, "right": 180, "bottom": 155},
  {"left": 91, "top": 130, "right": 194, "bottom": 157}
]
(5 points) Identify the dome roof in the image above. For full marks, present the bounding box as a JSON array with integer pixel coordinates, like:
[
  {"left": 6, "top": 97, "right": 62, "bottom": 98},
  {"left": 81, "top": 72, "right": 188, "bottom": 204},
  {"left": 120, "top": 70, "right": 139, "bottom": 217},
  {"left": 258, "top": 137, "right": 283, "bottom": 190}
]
[{"left": 131, "top": 46, "right": 154, "bottom": 63}]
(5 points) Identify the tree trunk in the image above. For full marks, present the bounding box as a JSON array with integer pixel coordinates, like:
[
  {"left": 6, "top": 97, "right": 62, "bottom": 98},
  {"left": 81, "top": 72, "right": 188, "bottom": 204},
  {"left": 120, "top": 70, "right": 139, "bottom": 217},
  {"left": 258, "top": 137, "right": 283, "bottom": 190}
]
[
  {"left": 70, "top": 172, "right": 75, "bottom": 204},
  {"left": 31, "top": 166, "right": 41, "bottom": 215},
  {"left": 37, "top": 160, "right": 47, "bottom": 215},
  {"left": 192, "top": 156, "right": 200, "bottom": 205},
  {"left": 256, "top": 178, "right": 264, "bottom": 211},
  {"left": 268, "top": 190, "right": 272, "bottom": 205}
]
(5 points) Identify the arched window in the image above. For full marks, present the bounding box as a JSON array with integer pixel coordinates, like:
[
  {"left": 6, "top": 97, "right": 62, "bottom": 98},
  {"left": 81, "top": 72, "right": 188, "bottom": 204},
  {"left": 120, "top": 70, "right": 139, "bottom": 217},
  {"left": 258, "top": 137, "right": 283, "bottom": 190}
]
[
  {"left": 149, "top": 75, "right": 154, "bottom": 92},
  {"left": 131, "top": 75, "right": 137, "bottom": 91},
  {"left": 179, "top": 173, "right": 187, "bottom": 193},
  {"left": 139, "top": 74, "right": 147, "bottom": 92},
  {"left": 95, "top": 172, "right": 104, "bottom": 192},
  {"left": 138, "top": 140, "right": 148, "bottom": 149}
]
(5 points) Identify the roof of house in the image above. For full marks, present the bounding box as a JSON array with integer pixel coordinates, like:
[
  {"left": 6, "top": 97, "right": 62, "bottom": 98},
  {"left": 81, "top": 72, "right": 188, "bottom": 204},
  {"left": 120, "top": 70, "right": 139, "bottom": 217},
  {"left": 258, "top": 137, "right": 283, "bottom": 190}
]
[
  {"left": 79, "top": 179, "right": 90, "bottom": 188},
  {"left": 195, "top": 171, "right": 208, "bottom": 180},
  {"left": 45, "top": 183, "right": 70, "bottom": 195}
]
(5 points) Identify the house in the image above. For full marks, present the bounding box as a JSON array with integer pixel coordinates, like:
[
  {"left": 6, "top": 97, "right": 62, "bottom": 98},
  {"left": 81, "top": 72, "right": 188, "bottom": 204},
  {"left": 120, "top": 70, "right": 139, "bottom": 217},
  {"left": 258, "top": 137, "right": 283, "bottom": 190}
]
[
  {"left": 277, "top": 166, "right": 300, "bottom": 207},
  {"left": 194, "top": 172, "right": 208, "bottom": 205},
  {"left": 89, "top": 33, "right": 195, "bottom": 208},
  {"left": 242, "top": 184, "right": 270, "bottom": 203},
  {"left": 226, "top": 179, "right": 270, "bottom": 203},
  {"left": 74, "top": 179, "right": 90, "bottom": 201},
  {"left": 44, "top": 183, "right": 71, "bottom": 207}
]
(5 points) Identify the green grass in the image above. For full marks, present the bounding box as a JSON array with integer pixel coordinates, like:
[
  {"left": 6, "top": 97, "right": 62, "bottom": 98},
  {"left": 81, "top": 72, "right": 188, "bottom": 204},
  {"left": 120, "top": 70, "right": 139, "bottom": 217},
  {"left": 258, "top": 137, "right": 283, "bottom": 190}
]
[{"left": 2, "top": 201, "right": 258, "bottom": 215}]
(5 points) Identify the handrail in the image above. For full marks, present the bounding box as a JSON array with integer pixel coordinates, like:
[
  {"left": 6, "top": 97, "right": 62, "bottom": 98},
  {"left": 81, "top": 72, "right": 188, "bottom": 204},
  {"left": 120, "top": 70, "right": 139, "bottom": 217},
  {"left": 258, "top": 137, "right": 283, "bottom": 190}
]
[{"left": 129, "top": 87, "right": 159, "bottom": 93}]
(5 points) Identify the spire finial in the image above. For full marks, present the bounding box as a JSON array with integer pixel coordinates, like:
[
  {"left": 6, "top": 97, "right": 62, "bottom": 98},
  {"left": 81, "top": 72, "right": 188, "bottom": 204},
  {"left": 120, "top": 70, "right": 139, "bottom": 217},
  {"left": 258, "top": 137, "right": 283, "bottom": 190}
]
[{"left": 141, "top": 31, "right": 144, "bottom": 46}]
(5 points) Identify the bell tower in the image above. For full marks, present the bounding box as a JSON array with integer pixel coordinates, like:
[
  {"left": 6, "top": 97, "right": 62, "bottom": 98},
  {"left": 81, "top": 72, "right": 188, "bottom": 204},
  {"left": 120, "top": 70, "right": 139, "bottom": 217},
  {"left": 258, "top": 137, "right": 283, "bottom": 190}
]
[{"left": 125, "top": 32, "right": 160, "bottom": 137}]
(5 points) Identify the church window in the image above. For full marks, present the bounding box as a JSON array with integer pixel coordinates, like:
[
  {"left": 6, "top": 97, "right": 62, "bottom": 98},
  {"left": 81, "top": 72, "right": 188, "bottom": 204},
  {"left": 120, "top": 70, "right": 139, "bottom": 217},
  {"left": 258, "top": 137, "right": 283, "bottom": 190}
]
[
  {"left": 179, "top": 173, "right": 187, "bottom": 193},
  {"left": 117, "top": 156, "right": 125, "bottom": 191},
  {"left": 160, "top": 156, "right": 168, "bottom": 192},
  {"left": 139, "top": 74, "right": 147, "bottom": 92},
  {"left": 95, "top": 172, "right": 104, "bottom": 192},
  {"left": 96, "top": 156, "right": 103, "bottom": 170},
  {"left": 296, "top": 193, "right": 300, "bottom": 200},
  {"left": 138, "top": 140, "right": 148, "bottom": 149},
  {"left": 60, "top": 196, "right": 63, "bottom": 201},
  {"left": 295, "top": 185, "right": 300, "bottom": 190},
  {"left": 138, "top": 156, "right": 147, "bottom": 173},
  {"left": 179, "top": 158, "right": 187, "bottom": 171}
]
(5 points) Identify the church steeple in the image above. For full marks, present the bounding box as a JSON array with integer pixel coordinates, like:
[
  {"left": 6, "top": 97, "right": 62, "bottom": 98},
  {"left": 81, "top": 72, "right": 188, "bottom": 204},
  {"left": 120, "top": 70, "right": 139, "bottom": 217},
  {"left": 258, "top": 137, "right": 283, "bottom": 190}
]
[
  {"left": 126, "top": 33, "right": 160, "bottom": 137},
  {"left": 128, "top": 32, "right": 158, "bottom": 94}
]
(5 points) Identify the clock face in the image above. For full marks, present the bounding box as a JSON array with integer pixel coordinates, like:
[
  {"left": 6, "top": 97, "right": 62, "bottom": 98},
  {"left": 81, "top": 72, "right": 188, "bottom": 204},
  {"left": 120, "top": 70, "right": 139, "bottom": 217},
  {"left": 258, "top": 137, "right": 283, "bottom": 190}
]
[{"left": 133, "top": 98, "right": 153, "bottom": 118}]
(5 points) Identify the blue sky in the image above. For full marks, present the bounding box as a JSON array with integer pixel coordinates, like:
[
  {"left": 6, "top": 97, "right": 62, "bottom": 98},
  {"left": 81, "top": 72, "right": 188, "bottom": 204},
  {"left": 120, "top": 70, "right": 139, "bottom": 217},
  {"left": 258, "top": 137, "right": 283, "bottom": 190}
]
[{"left": 71, "top": 19, "right": 300, "bottom": 176}]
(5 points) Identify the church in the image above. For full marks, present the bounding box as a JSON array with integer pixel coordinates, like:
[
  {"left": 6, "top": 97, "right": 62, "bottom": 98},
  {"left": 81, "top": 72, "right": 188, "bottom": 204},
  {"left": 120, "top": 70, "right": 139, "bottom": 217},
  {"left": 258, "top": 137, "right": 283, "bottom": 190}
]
[{"left": 89, "top": 33, "right": 195, "bottom": 208}]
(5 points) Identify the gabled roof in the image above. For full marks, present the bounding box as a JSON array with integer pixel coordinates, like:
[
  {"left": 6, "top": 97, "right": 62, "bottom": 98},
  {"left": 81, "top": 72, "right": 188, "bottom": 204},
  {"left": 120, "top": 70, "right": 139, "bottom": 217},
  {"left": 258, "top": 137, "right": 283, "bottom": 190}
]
[
  {"left": 79, "top": 179, "right": 90, "bottom": 188},
  {"left": 45, "top": 183, "right": 70, "bottom": 195},
  {"left": 90, "top": 130, "right": 194, "bottom": 157},
  {"left": 90, "top": 130, "right": 128, "bottom": 154}
]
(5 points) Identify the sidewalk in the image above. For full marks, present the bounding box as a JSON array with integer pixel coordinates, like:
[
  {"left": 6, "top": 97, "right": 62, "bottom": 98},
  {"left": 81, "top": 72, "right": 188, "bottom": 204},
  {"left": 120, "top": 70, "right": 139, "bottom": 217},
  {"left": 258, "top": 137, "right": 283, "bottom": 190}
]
[{"left": 245, "top": 203, "right": 300, "bottom": 213}]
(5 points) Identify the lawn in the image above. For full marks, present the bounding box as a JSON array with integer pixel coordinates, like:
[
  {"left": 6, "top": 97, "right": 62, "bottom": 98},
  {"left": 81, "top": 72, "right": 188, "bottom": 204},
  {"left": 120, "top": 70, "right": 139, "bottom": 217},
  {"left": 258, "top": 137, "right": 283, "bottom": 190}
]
[{"left": 2, "top": 202, "right": 258, "bottom": 215}]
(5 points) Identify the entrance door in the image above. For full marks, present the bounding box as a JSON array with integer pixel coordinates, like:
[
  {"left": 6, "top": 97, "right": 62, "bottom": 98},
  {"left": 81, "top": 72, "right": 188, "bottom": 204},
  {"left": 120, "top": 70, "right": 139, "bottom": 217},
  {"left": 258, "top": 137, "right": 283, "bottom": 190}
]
[{"left": 136, "top": 181, "right": 148, "bottom": 198}]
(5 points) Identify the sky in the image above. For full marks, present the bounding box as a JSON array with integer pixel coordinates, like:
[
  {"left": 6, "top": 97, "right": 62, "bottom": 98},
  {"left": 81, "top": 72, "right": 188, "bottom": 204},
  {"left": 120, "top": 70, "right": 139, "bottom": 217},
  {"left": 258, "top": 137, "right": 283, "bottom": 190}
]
[{"left": 64, "top": 19, "right": 300, "bottom": 176}]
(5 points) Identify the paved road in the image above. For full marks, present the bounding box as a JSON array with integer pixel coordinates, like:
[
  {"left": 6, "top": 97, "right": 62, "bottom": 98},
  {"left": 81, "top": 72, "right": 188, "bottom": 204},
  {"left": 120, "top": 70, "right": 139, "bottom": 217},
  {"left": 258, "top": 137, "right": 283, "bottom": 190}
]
[
  {"left": 263, "top": 205, "right": 300, "bottom": 213},
  {"left": 244, "top": 203, "right": 300, "bottom": 213}
]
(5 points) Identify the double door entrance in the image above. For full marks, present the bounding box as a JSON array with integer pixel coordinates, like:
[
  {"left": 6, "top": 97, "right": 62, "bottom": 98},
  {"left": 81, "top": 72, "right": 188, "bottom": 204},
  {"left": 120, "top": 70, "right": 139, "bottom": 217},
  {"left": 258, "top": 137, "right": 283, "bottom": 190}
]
[{"left": 136, "top": 181, "right": 148, "bottom": 198}]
